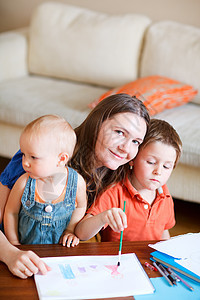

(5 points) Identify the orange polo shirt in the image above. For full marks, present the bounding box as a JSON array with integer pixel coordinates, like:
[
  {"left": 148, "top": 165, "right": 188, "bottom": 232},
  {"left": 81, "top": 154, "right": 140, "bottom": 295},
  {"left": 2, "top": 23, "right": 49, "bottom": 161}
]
[{"left": 87, "top": 176, "right": 175, "bottom": 242}]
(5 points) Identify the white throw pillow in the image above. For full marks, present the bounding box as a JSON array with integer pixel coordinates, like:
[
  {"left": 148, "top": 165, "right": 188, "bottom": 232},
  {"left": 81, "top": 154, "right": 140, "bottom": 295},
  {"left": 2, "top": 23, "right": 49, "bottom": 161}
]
[
  {"left": 140, "top": 21, "right": 200, "bottom": 104},
  {"left": 28, "top": 2, "right": 151, "bottom": 88}
]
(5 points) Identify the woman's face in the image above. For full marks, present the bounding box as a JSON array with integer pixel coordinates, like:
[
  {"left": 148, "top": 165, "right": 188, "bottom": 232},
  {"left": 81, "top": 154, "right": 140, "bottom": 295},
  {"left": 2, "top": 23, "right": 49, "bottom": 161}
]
[{"left": 95, "top": 112, "right": 147, "bottom": 170}]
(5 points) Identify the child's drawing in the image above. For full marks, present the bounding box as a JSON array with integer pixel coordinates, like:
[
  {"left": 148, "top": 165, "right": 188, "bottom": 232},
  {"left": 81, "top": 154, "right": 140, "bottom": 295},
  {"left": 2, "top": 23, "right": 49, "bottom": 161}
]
[
  {"left": 59, "top": 263, "right": 121, "bottom": 279},
  {"left": 105, "top": 265, "right": 121, "bottom": 276},
  {"left": 34, "top": 254, "right": 155, "bottom": 299},
  {"left": 59, "top": 264, "right": 75, "bottom": 279}
]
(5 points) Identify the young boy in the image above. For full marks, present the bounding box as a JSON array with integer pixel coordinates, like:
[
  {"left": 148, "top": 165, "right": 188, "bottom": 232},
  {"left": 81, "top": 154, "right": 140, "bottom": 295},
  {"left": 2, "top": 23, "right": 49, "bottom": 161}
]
[
  {"left": 4, "top": 115, "right": 87, "bottom": 247},
  {"left": 75, "top": 119, "right": 182, "bottom": 241}
]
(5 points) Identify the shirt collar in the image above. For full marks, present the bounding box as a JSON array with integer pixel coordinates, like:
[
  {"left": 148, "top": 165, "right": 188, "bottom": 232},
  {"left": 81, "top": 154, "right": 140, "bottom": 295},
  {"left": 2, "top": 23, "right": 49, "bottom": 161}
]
[{"left": 123, "top": 175, "right": 171, "bottom": 201}]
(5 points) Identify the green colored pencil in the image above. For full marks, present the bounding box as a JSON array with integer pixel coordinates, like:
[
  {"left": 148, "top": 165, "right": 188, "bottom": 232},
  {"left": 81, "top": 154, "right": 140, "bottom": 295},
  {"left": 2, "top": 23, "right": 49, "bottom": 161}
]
[{"left": 117, "top": 200, "right": 126, "bottom": 266}]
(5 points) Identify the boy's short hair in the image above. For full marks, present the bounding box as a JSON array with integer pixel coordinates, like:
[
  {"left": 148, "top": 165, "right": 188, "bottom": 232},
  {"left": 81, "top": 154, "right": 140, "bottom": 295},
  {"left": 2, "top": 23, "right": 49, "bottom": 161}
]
[
  {"left": 140, "top": 118, "right": 182, "bottom": 168},
  {"left": 22, "top": 114, "right": 76, "bottom": 158}
]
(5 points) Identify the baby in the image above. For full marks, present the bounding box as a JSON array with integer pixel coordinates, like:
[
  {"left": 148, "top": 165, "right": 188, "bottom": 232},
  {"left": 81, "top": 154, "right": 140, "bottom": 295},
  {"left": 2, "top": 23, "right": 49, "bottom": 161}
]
[{"left": 4, "top": 114, "right": 87, "bottom": 246}]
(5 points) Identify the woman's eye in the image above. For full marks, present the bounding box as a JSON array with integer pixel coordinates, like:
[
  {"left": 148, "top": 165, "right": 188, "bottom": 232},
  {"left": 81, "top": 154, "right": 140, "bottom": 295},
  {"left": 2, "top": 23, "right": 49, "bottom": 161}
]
[
  {"left": 163, "top": 165, "right": 170, "bottom": 169},
  {"left": 132, "top": 140, "right": 140, "bottom": 145},
  {"left": 115, "top": 130, "right": 124, "bottom": 136}
]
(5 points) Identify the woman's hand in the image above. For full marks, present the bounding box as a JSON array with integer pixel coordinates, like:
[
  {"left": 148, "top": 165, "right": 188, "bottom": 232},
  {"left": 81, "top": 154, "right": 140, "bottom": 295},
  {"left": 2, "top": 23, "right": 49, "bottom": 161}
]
[
  {"left": 0, "top": 230, "right": 51, "bottom": 279},
  {"left": 59, "top": 230, "right": 80, "bottom": 248},
  {"left": 5, "top": 247, "right": 51, "bottom": 279}
]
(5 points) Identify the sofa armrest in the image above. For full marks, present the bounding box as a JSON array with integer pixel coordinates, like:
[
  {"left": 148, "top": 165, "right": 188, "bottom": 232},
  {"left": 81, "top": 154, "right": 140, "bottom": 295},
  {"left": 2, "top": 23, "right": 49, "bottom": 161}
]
[{"left": 0, "top": 28, "right": 29, "bottom": 82}]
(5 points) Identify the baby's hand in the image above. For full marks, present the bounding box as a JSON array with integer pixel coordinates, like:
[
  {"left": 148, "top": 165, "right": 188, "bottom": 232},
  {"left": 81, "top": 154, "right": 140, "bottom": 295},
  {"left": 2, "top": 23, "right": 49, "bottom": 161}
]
[
  {"left": 59, "top": 230, "right": 80, "bottom": 248},
  {"left": 102, "top": 208, "right": 127, "bottom": 232}
]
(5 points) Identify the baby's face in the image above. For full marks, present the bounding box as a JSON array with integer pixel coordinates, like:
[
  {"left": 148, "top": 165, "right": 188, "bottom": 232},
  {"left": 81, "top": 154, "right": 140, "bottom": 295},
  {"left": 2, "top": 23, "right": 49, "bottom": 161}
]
[
  {"left": 131, "top": 141, "right": 177, "bottom": 192},
  {"left": 20, "top": 132, "right": 60, "bottom": 179}
]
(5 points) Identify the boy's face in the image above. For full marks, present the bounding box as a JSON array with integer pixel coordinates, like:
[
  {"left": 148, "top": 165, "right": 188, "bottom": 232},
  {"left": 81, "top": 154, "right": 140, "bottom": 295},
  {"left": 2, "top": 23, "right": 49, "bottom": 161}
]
[
  {"left": 131, "top": 141, "right": 177, "bottom": 192},
  {"left": 20, "top": 132, "right": 61, "bottom": 179}
]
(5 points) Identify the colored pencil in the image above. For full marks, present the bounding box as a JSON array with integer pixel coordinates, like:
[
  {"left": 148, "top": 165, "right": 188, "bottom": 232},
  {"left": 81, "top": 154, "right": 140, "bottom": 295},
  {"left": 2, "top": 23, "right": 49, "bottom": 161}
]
[
  {"left": 167, "top": 267, "right": 194, "bottom": 291},
  {"left": 153, "top": 262, "right": 174, "bottom": 286}
]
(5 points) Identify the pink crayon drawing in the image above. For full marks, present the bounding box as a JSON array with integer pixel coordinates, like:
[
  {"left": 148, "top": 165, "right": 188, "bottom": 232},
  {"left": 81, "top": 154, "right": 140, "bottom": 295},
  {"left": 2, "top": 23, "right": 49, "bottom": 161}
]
[{"left": 105, "top": 265, "right": 120, "bottom": 276}]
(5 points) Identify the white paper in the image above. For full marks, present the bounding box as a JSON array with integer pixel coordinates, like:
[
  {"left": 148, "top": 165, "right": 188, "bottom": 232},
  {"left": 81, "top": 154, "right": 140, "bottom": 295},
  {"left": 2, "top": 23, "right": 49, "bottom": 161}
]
[
  {"left": 34, "top": 253, "right": 154, "bottom": 300},
  {"left": 175, "top": 250, "right": 200, "bottom": 277},
  {"left": 148, "top": 232, "right": 200, "bottom": 259}
]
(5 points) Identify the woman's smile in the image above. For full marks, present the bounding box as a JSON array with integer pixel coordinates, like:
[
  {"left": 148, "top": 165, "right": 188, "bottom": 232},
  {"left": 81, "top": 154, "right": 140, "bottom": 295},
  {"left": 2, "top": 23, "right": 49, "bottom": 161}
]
[{"left": 108, "top": 149, "right": 126, "bottom": 160}]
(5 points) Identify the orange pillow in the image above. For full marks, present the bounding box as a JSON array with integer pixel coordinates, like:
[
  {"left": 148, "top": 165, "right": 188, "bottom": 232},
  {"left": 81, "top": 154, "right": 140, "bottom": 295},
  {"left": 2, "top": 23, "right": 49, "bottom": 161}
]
[{"left": 88, "top": 75, "right": 198, "bottom": 115}]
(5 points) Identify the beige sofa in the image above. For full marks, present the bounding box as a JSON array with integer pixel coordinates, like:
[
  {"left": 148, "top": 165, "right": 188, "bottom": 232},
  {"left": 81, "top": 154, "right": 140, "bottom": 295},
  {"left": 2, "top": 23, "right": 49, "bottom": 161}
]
[{"left": 0, "top": 2, "right": 200, "bottom": 204}]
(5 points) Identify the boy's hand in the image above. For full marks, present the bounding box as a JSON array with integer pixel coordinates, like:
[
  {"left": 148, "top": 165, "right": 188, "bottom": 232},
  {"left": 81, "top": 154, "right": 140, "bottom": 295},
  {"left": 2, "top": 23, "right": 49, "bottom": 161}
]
[
  {"left": 101, "top": 208, "right": 127, "bottom": 232},
  {"left": 59, "top": 230, "right": 80, "bottom": 247}
]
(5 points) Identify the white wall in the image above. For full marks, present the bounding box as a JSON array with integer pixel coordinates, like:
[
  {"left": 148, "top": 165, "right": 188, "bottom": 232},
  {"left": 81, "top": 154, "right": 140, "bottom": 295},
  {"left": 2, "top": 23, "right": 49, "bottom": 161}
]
[{"left": 0, "top": 0, "right": 200, "bottom": 33}]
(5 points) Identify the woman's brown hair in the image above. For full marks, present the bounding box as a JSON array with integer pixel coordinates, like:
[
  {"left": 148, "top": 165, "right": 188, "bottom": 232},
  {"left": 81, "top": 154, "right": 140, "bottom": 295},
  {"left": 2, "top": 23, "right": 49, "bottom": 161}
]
[{"left": 70, "top": 93, "right": 150, "bottom": 206}]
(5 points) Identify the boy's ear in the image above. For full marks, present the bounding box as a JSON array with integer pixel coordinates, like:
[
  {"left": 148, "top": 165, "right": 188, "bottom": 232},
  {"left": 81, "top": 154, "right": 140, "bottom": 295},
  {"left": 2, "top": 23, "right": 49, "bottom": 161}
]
[{"left": 57, "top": 153, "right": 69, "bottom": 166}]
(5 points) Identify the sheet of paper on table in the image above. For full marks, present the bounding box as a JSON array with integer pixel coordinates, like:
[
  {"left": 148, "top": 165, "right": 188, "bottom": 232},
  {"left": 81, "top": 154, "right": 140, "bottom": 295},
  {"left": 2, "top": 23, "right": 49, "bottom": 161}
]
[
  {"left": 149, "top": 233, "right": 200, "bottom": 277},
  {"left": 34, "top": 253, "right": 155, "bottom": 300},
  {"left": 149, "top": 233, "right": 200, "bottom": 259}
]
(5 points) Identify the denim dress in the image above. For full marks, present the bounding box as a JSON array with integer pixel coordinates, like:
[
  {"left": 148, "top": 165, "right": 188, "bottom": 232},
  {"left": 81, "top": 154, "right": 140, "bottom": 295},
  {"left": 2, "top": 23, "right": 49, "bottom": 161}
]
[{"left": 18, "top": 167, "right": 77, "bottom": 244}]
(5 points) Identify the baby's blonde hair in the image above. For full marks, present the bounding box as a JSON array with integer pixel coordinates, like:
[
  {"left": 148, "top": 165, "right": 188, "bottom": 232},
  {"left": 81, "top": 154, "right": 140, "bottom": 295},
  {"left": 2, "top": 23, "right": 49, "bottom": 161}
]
[{"left": 21, "top": 115, "right": 76, "bottom": 159}]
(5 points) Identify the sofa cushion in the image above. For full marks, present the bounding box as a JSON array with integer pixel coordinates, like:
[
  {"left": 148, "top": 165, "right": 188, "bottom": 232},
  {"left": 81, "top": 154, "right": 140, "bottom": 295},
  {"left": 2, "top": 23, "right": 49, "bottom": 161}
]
[
  {"left": 0, "top": 76, "right": 107, "bottom": 129},
  {"left": 88, "top": 75, "right": 197, "bottom": 115},
  {"left": 0, "top": 30, "right": 28, "bottom": 81},
  {"left": 28, "top": 2, "right": 151, "bottom": 88},
  {"left": 140, "top": 21, "right": 200, "bottom": 105}
]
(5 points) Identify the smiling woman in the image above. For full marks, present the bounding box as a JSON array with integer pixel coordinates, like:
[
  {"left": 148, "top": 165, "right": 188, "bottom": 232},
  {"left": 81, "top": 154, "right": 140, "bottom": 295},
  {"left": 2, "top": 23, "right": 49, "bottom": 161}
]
[
  {"left": 94, "top": 112, "right": 147, "bottom": 170},
  {"left": 71, "top": 93, "right": 150, "bottom": 206}
]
